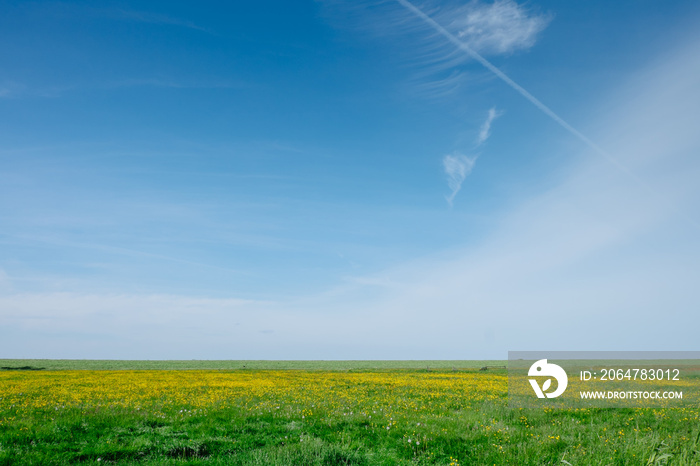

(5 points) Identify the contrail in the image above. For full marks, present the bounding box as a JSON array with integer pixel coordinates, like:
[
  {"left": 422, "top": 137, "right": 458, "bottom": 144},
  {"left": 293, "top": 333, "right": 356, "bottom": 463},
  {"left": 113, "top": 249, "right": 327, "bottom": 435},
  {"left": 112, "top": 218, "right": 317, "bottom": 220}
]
[
  {"left": 394, "top": 0, "right": 634, "bottom": 178},
  {"left": 395, "top": 0, "right": 700, "bottom": 229}
]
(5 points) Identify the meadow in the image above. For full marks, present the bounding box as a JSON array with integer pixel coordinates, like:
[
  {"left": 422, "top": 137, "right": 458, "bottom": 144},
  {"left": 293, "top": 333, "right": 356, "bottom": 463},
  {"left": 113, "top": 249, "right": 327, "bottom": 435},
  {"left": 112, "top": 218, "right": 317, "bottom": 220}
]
[{"left": 0, "top": 361, "right": 699, "bottom": 465}]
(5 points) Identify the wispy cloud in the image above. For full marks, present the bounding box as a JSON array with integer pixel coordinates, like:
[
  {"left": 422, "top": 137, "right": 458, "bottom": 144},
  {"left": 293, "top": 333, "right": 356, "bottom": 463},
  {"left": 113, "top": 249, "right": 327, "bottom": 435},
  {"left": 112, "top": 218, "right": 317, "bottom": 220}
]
[
  {"left": 447, "top": 0, "right": 551, "bottom": 55},
  {"left": 476, "top": 107, "right": 500, "bottom": 145},
  {"left": 442, "top": 107, "right": 500, "bottom": 204},
  {"left": 443, "top": 152, "right": 476, "bottom": 205},
  {"left": 395, "top": 0, "right": 643, "bottom": 184},
  {"left": 409, "top": 70, "right": 466, "bottom": 99},
  {"left": 321, "top": 0, "right": 550, "bottom": 99},
  {"left": 413, "top": 0, "right": 550, "bottom": 97}
]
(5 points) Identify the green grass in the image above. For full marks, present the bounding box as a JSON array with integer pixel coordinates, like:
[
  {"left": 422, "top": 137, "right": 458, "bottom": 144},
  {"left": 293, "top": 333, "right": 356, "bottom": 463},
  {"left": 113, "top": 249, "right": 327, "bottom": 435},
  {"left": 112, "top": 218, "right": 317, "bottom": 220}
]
[
  {"left": 1, "top": 362, "right": 698, "bottom": 465},
  {"left": 2, "top": 394, "right": 698, "bottom": 465},
  {"left": 0, "top": 359, "right": 503, "bottom": 371}
]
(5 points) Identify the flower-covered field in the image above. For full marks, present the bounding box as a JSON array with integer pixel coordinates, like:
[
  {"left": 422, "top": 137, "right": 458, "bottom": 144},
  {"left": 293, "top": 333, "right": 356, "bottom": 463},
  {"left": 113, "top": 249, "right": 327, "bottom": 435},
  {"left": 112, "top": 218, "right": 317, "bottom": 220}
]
[{"left": 0, "top": 369, "right": 698, "bottom": 465}]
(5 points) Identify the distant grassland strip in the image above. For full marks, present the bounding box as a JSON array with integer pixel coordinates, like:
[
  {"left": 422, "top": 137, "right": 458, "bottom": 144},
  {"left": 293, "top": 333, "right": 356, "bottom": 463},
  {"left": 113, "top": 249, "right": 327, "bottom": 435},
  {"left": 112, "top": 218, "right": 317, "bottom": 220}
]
[{"left": 0, "top": 359, "right": 502, "bottom": 371}]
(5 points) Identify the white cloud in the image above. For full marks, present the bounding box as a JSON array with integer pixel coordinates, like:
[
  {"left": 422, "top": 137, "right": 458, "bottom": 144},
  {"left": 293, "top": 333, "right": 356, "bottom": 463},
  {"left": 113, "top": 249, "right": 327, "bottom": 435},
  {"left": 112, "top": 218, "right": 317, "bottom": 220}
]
[
  {"left": 398, "top": 0, "right": 625, "bottom": 175},
  {"left": 477, "top": 107, "right": 500, "bottom": 145},
  {"left": 321, "top": 0, "right": 550, "bottom": 100},
  {"left": 443, "top": 153, "right": 476, "bottom": 205},
  {"left": 447, "top": 0, "right": 551, "bottom": 55},
  {"left": 441, "top": 108, "right": 499, "bottom": 205}
]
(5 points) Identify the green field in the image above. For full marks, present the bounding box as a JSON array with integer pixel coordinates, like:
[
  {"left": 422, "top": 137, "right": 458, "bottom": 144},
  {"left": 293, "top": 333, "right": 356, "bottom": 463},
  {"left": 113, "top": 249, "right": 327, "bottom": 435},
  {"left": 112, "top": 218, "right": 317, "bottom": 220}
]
[{"left": 0, "top": 360, "right": 698, "bottom": 465}]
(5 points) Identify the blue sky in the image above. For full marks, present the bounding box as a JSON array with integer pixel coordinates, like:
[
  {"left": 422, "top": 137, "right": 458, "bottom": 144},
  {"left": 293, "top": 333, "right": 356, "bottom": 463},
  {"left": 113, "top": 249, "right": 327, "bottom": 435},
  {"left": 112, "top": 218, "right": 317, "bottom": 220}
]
[{"left": 2, "top": 0, "right": 700, "bottom": 359}]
